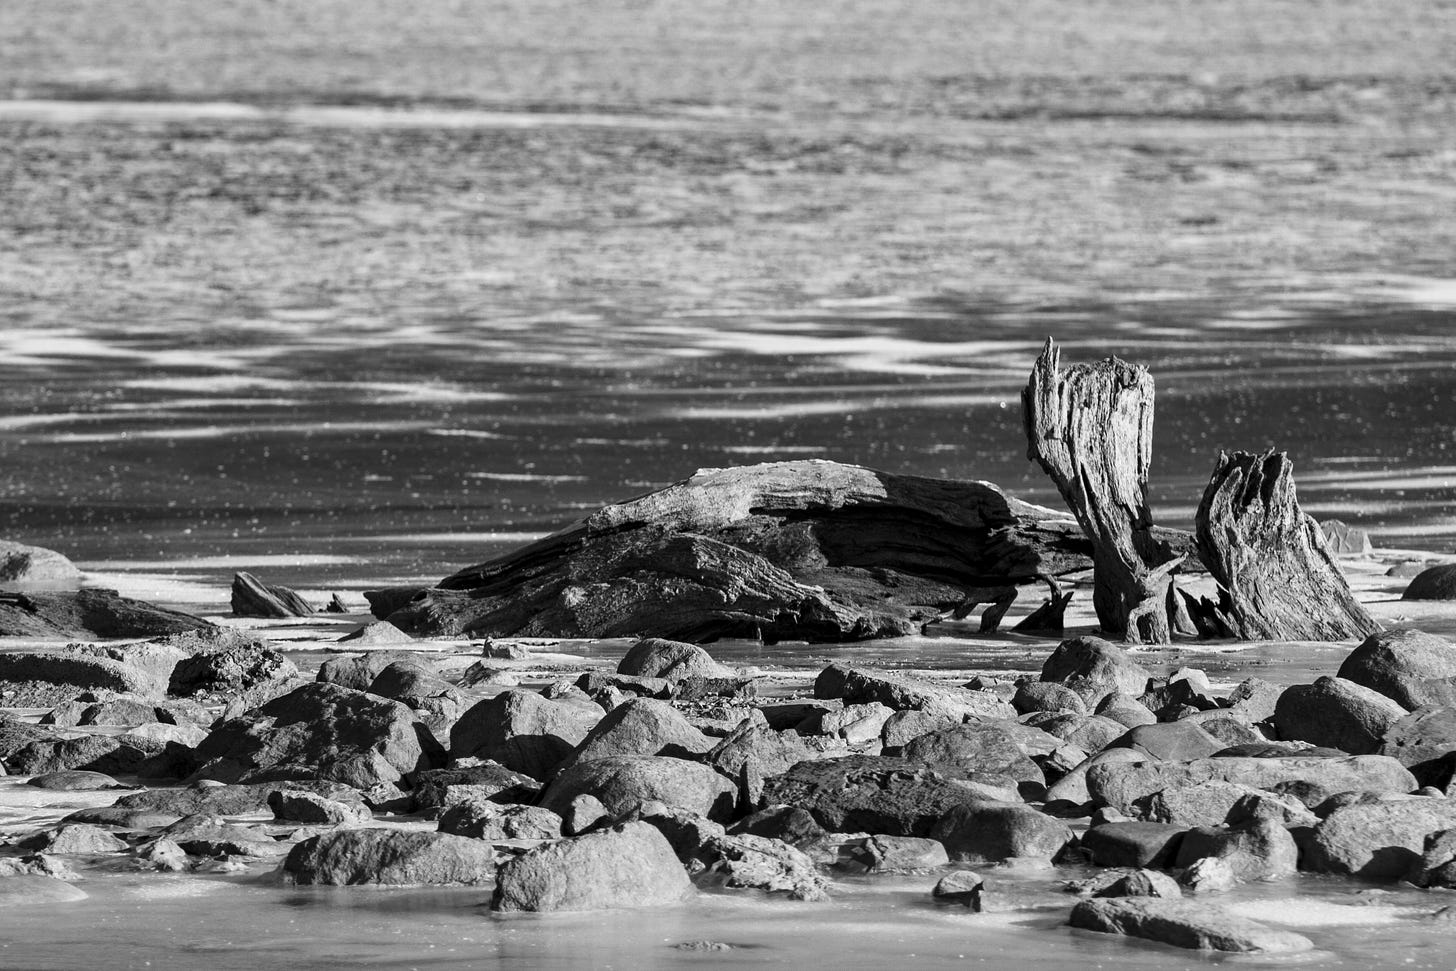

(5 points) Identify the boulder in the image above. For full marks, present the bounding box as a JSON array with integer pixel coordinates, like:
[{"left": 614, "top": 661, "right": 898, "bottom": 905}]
[
  {"left": 617, "top": 638, "right": 730, "bottom": 681},
  {"left": 697, "top": 832, "right": 828, "bottom": 900},
  {"left": 1109, "top": 722, "right": 1224, "bottom": 762},
  {"left": 110, "top": 780, "right": 360, "bottom": 818},
  {"left": 1179, "top": 856, "right": 1239, "bottom": 893},
  {"left": 1306, "top": 797, "right": 1456, "bottom": 880},
  {"left": 929, "top": 801, "right": 1073, "bottom": 863},
  {"left": 337, "top": 622, "right": 414, "bottom": 645},
  {"left": 727, "top": 805, "right": 827, "bottom": 848},
  {"left": 1273, "top": 677, "right": 1408, "bottom": 754},
  {"left": 1403, "top": 565, "right": 1456, "bottom": 601},
  {"left": 760, "top": 755, "right": 985, "bottom": 837},
  {"left": 1339, "top": 629, "right": 1456, "bottom": 709},
  {"left": 1069, "top": 898, "right": 1313, "bottom": 953},
  {"left": 900, "top": 724, "right": 1045, "bottom": 796},
  {"left": 230, "top": 572, "right": 314, "bottom": 618},
  {"left": 0, "top": 588, "right": 210, "bottom": 639},
  {"left": 268, "top": 789, "right": 372, "bottom": 826},
  {"left": 932, "top": 870, "right": 985, "bottom": 909},
  {"left": 168, "top": 641, "right": 298, "bottom": 696},
  {"left": 1225, "top": 678, "right": 1281, "bottom": 722},
  {"left": 1086, "top": 756, "right": 1417, "bottom": 814},
  {"left": 316, "top": 651, "right": 428, "bottom": 692},
  {"left": 25, "top": 770, "right": 129, "bottom": 791},
  {"left": 561, "top": 698, "right": 715, "bottom": 770},
  {"left": 1080, "top": 822, "right": 1186, "bottom": 868},
  {"left": 188, "top": 682, "right": 444, "bottom": 789},
  {"left": 366, "top": 659, "right": 459, "bottom": 709},
  {"left": 1012, "top": 681, "right": 1087, "bottom": 716},
  {"left": 410, "top": 763, "right": 541, "bottom": 812},
  {"left": 808, "top": 702, "right": 893, "bottom": 743},
  {"left": 1040, "top": 636, "right": 1152, "bottom": 707},
  {"left": 449, "top": 689, "right": 604, "bottom": 781},
  {"left": 836, "top": 835, "right": 949, "bottom": 873},
  {"left": 283, "top": 829, "right": 496, "bottom": 885},
  {"left": 5, "top": 732, "right": 163, "bottom": 776},
  {"left": 492, "top": 821, "right": 693, "bottom": 911},
  {"left": 0, "top": 540, "right": 82, "bottom": 586},
  {"left": 1094, "top": 869, "right": 1181, "bottom": 898},
  {"left": 0, "top": 875, "right": 88, "bottom": 905},
  {"left": 1132, "top": 781, "right": 1269, "bottom": 828},
  {"left": 162, "top": 814, "right": 284, "bottom": 857},
  {"left": 17, "top": 823, "right": 130, "bottom": 854},
  {"left": 1409, "top": 828, "right": 1456, "bottom": 887},
  {"left": 1173, "top": 819, "right": 1298, "bottom": 881},
  {"left": 540, "top": 755, "right": 737, "bottom": 822},
  {"left": 437, "top": 802, "right": 563, "bottom": 841},
  {"left": 703, "top": 722, "right": 816, "bottom": 806},
  {"left": 814, "top": 664, "right": 1014, "bottom": 721},
  {"left": 0, "top": 648, "right": 171, "bottom": 707}
]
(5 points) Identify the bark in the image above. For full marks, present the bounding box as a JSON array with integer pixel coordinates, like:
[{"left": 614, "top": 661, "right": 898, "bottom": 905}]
[
  {"left": 0, "top": 588, "right": 212, "bottom": 638},
  {"left": 1021, "top": 339, "right": 1179, "bottom": 643},
  {"left": 373, "top": 460, "right": 1194, "bottom": 643},
  {"left": 1194, "top": 449, "right": 1379, "bottom": 641}
]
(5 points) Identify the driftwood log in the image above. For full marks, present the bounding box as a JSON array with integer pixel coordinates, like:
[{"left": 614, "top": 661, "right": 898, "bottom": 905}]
[
  {"left": 1022, "top": 339, "right": 1181, "bottom": 643},
  {"left": 373, "top": 460, "right": 1193, "bottom": 643},
  {"left": 0, "top": 588, "right": 212, "bottom": 638},
  {"left": 1194, "top": 449, "right": 1379, "bottom": 641}
]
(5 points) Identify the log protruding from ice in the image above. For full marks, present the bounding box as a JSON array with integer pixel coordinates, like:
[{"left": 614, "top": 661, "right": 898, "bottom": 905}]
[
  {"left": 1021, "top": 339, "right": 1180, "bottom": 643},
  {"left": 1194, "top": 449, "right": 1379, "bottom": 641}
]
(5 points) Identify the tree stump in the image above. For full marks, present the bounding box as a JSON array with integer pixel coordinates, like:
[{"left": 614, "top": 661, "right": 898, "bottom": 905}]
[
  {"left": 1021, "top": 339, "right": 1179, "bottom": 643},
  {"left": 1194, "top": 449, "right": 1379, "bottom": 641}
]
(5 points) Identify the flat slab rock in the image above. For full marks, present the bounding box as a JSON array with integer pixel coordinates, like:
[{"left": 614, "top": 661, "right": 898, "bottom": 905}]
[
  {"left": 371, "top": 460, "right": 1194, "bottom": 643},
  {"left": 1070, "top": 898, "right": 1313, "bottom": 953},
  {"left": 0, "top": 588, "right": 211, "bottom": 639}
]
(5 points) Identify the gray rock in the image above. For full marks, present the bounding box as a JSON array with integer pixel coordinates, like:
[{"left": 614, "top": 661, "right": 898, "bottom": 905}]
[
  {"left": 17, "top": 823, "right": 130, "bottom": 854},
  {"left": 0, "top": 875, "right": 88, "bottom": 905},
  {"left": 0, "top": 648, "right": 171, "bottom": 707},
  {"left": 929, "top": 801, "right": 1073, "bottom": 863},
  {"left": 1179, "top": 856, "right": 1239, "bottom": 892},
  {"left": 410, "top": 763, "right": 540, "bottom": 813},
  {"left": 727, "top": 805, "right": 827, "bottom": 848},
  {"left": 1094, "top": 869, "right": 1181, "bottom": 898},
  {"left": 316, "top": 651, "right": 428, "bottom": 692},
  {"left": 1132, "top": 781, "right": 1271, "bottom": 828},
  {"left": 1403, "top": 565, "right": 1456, "bottom": 601},
  {"left": 1110, "top": 722, "right": 1223, "bottom": 762},
  {"left": 1409, "top": 828, "right": 1456, "bottom": 887},
  {"left": 1306, "top": 797, "right": 1456, "bottom": 880},
  {"left": 1225, "top": 678, "right": 1282, "bottom": 722},
  {"left": 932, "top": 870, "right": 984, "bottom": 909},
  {"left": 337, "top": 622, "right": 414, "bottom": 645},
  {"left": 283, "top": 828, "right": 496, "bottom": 885},
  {"left": 492, "top": 821, "right": 693, "bottom": 912},
  {"left": 836, "top": 834, "right": 949, "bottom": 873},
  {"left": 1040, "top": 636, "right": 1152, "bottom": 707},
  {"left": 168, "top": 641, "right": 299, "bottom": 697},
  {"left": 1012, "top": 681, "right": 1087, "bottom": 716},
  {"left": 0, "top": 540, "right": 82, "bottom": 586},
  {"left": 697, "top": 832, "right": 828, "bottom": 900},
  {"left": 541, "top": 755, "right": 737, "bottom": 822},
  {"left": 1080, "top": 822, "right": 1186, "bottom": 868},
  {"left": 1379, "top": 706, "right": 1456, "bottom": 782},
  {"left": 1173, "top": 819, "right": 1298, "bottom": 881},
  {"left": 162, "top": 813, "right": 284, "bottom": 857},
  {"left": 268, "top": 789, "right": 372, "bottom": 826},
  {"left": 136, "top": 837, "right": 189, "bottom": 872},
  {"left": 1339, "top": 629, "right": 1456, "bottom": 709},
  {"left": 1069, "top": 898, "right": 1313, "bottom": 953},
  {"left": 900, "top": 723, "right": 1045, "bottom": 796},
  {"left": 561, "top": 697, "right": 715, "bottom": 770},
  {"left": 437, "top": 802, "right": 563, "bottom": 841},
  {"left": 25, "top": 770, "right": 129, "bottom": 791},
  {"left": 561, "top": 793, "right": 609, "bottom": 835},
  {"left": 1086, "top": 756, "right": 1417, "bottom": 814},
  {"left": 1273, "top": 677, "right": 1408, "bottom": 754},
  {"left": 448, "top": 689, "right": 604, "bottom": 782},
  {"left": 703, "top": 722, "right": 816, "bottom": 806},
  {"left": 814, "top": 664, "right": 1014, "bottom": 721},
  {"left": 617, "top": 638, "right": 730, "bottom": 681},
  {"left": 188, "top": 682, "right": 444, "bottom": 789},
  {"left": 760, "top": 755, "right": 984, "bottom": 837}
]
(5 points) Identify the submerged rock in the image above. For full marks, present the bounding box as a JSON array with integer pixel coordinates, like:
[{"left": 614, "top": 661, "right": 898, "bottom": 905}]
[
  {"left": 492, "top": 822, "right": 693, "bottom": 912},
  {"left": 1069, "top": 898, "right": 1313, "bottom": 953},
  {"left": 283, "top": 829, "right": 496, "bottom": 885}
]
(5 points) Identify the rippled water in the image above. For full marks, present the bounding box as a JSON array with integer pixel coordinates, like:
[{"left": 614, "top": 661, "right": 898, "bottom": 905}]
[{"left": 3, "top": 285, "right": 1454, "bottom": 591}]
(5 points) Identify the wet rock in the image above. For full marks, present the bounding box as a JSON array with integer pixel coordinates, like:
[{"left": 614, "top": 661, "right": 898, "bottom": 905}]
[
  {"left": 1085, "top": 756, "right": 1417, "bottom": 814},
  {"left": 0, "top": 540, "right": 82, "bottom": 586},
  {"left": 17, "top": 823, "right": 130, "bottom": 854},
  {"left": 283, "top": 828, "right": 497, "bottom": 885},
  {"left": 1069, "top": 898, "right": 1313, "bottom": 953},
  {"left": 0, "top": 588, "right": 211, "bottom": 639},
  {"left": 901, "top": 723, "right": 1045, "bottom": 796},
  {"left": 561, "top": 697, "right": 715, "bottom": 770},
  {"left": 541, "top": 755, "right": 737, "bottom": 822},
  {"left": 448, "top": 688, "right": 604, "bottom": 782},
  {"left": 1273, "top": 676, "right": 1408, "bottom": 754},
  {"left": 492, "top": 821, "right": 692, "bottom": 912},
  {"left": 1012, "top": 681, "right": 1087, "bottom": 716},
  {"left": 1040, "top": 636, "right": 1152, "bottom": 707},
  {"left": 836, "top": 835, "right": 949, "bottom": 873},
  {"left": 1094, "top": 869, "right": 1181, "bottom": 898},
  {"left": 760, "top": 755, "right": 985, "bottom": 837},
  {"left": 188, "top": 682, "right": 444, "bottom": 789},
  {"left": 0, "top": 874, "right": 88, "bottom": 905},
  {"left": 1306, "top": 797, "right": 1456, "bottom": 880},
  {"left": 1081, "top": 821, "right": 1186, "bottom": 868},
  {"left": 815, "top": 663, "right": 1014, "bottom": 721},
  {"left": 759, "top": 699, "right": 842, "bottom": 731},
  {"left": 437, "top": 802, "right": 563, "bottom": 841},
  {"left": 698, "top": 832, "right": 828, "bottom": 900},
  {"left": 618, "top": 638, "right": 730, "bottom": 681},
  {"left": 25, "top": 769, "right": 129, "bottom": 791},
  {"left": 727, "top": 805, "right": 827, "bottom": 848},
  {"left": 1339, "top": 629, "right": 1456, "bottom": 709},
  {"left": 932, "top": 870, "right": 984, "bottom": 909},
  {"left": 410, "top": 763, "right": 541, "bottom": 813},
  {"left": 1403, "top": 565, "right": 1456, "bottom": 601},
  {"left": 168, "top": 641, "right": 299, "bottom": 697},
  {"left": 230, "top": 572, "right": 315, "bottom": 618},
  {"left": 930, "top": 801, "right": 1073, "bottom": 863},
  {"left": 1179, "top": 856, "right": 1239, "bottom": 893},
  {"left": 337, "top": 621, "right": 413, "bottom": 645},
  {"left": 1174, "top": 819, "right": 1298, "bottom": 881},
  {"left": 268, "top": 789, "right": 372, "bottom": 826},
  {"left": 135, "top": 837, "right": 188, "bottom": 872}
]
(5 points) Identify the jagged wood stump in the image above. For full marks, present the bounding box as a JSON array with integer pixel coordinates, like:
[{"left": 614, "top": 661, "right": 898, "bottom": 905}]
[
  {"left": 1194, "top": 449, "right": 1379, "bottom": 641},
  {"left": 373, "top": 460, "right": 1196, "bottom": 643},
  {"left": 1022, "top": 339, "right": 1180, "bottom": 643}
]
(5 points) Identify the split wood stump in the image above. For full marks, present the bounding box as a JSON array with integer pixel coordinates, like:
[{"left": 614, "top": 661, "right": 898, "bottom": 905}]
[
  {"left": 1194, "top": 449, "right": 1379, "bottom": 641},
  {"left": 1022, "top": 339, "right": 1180, "bottom": 643}
]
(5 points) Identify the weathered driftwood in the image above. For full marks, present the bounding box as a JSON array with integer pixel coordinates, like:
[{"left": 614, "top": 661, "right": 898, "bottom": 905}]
[
  {"left": 0, "top": 588, "right": 212, "bottom": 638},
  {"left": 374, "top": 460, "right": 1193, "bottom": 643},
  {"left": 1022, "top": 339, "right": 1181, "bottom": 643},
  {"left": 231, "top": 572, "right": 315, "bottom": 619},
  {"left": 1194, "top": 449, "right": 1379, "bottom": 641}
]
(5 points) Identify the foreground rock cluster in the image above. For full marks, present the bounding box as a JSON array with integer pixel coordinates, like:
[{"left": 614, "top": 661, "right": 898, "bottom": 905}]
[{"left": 8, "top": 628, "right": 1456, "bottom": 955}]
